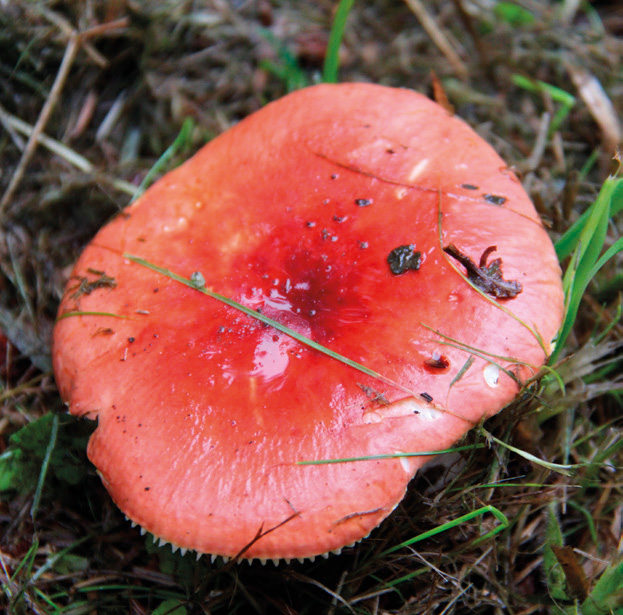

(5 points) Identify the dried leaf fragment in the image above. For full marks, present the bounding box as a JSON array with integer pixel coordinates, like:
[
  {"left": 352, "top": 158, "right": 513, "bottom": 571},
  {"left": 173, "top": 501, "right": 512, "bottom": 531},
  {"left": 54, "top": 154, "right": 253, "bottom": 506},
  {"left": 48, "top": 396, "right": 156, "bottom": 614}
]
[
  {"left": 550, "top": 545, "right": 589, "bottom": 601},
  {"left": 70, "top": 269, "right": 117, "bottom": 299},
  {"left": 443, "top": 244, "right": 522, "bottom": 299}
]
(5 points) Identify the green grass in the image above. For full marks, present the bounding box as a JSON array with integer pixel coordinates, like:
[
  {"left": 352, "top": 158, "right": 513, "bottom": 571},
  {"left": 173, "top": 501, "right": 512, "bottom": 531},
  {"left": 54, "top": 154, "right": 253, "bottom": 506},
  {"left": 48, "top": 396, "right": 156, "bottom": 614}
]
[
  {"left": 552, "top": 175, "right": 623, "bottom": 364},
  {"left": 512, "top": 75, "right": 576, "bottom": 137},
  {"left": 544, "top": 502, "right": 623, "bottom": 615},
  {"left": 322, "top": 0, "right": 355, "bottom": 83}
]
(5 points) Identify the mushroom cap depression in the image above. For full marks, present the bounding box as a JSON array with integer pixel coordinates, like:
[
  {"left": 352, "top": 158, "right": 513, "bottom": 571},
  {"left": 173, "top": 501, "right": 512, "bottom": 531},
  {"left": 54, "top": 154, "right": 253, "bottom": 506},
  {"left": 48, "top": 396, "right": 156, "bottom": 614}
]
[{"left": 53, "top": 83, "right": 564, "bottom": 562}]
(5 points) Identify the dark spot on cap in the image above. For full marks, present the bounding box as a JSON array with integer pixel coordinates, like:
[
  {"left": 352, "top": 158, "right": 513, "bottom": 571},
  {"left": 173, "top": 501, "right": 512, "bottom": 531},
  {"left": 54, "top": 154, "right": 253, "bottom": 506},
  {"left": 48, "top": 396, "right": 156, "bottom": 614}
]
[
  {"left": 461, "top": 183, "right": 479, "bottom": 190},
  {"left": 483, "top": 194, "right": 507, "bottom": 205},
  {"left": 424, "top": 352, "right": 450, "bottom": 371},
  {"left": 355, "top": 198, "right": 372, "bottom": 207},
  {"left": 387, "top": 245, "right": 422, "bottom": 275}
]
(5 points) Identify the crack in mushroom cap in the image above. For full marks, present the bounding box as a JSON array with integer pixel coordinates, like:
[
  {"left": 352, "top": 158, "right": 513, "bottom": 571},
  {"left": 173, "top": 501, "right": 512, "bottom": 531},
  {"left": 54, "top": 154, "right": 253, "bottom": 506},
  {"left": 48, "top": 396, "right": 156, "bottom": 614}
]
[{"left": 53, "top": 83, "right": 564, "bottom": 561}]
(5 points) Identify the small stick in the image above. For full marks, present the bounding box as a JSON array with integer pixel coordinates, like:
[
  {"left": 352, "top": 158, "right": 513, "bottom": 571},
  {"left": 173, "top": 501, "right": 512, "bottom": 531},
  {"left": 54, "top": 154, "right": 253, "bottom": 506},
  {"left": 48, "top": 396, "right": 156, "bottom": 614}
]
[
  {"left": 523, "top": 111, "right": 551, "bottom": 194},
  {"left": 0, "top": 104, "right": 136, "bottom": 196},
  {"left": 0, "top": 17, "right": 130, "bottom": 214},
  {"left": 404, "top": 0, "right": 468, "bottom": 81},
  {"left": 450, "top": 0, "right": 489, "bottom": 72},
  {"left": 0, "top": 35, "right": 80, "bottom": 213},
  {"left": 37, "top": 6, "right": 109, "bottom": 68}
]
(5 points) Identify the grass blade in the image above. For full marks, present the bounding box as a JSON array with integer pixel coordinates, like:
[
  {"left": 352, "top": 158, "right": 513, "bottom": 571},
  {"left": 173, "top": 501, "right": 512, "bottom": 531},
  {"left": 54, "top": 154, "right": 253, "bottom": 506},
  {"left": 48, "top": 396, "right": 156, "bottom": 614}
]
[
  {"left": 555, "top": 177, "right": 623, "bottom": 262},
  {"left": 512, "top": 74, "right": 575, "bottom": 135},
  {"left": 30, "top": 413, "right": 59, "bottom": 522},
  {"left": 258, "top": 28, "right": 308, "bottom": 92},
  {"left": 581, "top": 559, "right": 623, "bottom": 615},
  {"left": 551, "top": 177, "right": 623, "bottom": 363},
  {"left": 124, "top": 254, "right": 428, "bottom": 402},
  {"left": 297, "top": 443, "right": 485, "bottom": 465},
  {"left": 131, "top": 117, "right": 195, "bottom": 202},
  {"left": 379, "top": 505, "right": 509, "bottom": 558},
  {"left": 322, "top": 0, "right": 355, "bottom": 83},
  {"left": 481, "top": 428, "right": 581, "bottom": 476},
  {"left": 56, "top": 310, "right": 132, "bottom": 320},
  {"left": 543, "top": 503, "right": 568, "bottom": 601}
]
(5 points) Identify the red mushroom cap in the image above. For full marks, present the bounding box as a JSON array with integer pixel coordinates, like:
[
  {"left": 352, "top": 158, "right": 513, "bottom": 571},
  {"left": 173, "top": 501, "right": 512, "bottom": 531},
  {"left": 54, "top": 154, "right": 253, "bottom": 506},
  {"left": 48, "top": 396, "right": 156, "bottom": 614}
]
[{"left": 53, "top": 83, "right": 564, "bottom": 562}]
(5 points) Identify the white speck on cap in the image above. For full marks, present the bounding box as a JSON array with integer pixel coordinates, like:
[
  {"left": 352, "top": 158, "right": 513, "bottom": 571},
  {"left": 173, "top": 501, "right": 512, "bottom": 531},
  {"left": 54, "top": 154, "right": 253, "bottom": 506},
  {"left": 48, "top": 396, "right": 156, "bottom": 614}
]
[
  {"left": 407, "top": 158, "right": 429, "bottom": 182},
  {"left": 483, "top": 363, "right": 500, "bottom": 387}
]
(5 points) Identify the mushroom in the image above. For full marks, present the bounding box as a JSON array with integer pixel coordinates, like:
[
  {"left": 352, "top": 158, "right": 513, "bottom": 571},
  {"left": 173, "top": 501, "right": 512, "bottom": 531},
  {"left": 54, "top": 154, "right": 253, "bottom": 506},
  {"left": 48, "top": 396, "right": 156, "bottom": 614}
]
[{"left": 52, "top": 83, "right": 564, "bottom": 563}]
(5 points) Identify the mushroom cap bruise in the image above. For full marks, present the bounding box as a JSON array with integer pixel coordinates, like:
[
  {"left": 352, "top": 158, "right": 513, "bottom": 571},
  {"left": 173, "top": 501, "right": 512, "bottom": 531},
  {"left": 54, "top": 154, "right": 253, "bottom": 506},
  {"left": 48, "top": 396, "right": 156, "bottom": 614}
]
[{"left": 53, "top": 83, "right": 564, "bottom": 561}]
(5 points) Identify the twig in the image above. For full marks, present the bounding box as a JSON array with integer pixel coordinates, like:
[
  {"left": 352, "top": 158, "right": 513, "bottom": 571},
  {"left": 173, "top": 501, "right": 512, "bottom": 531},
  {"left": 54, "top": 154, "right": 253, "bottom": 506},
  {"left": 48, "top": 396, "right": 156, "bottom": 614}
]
[
  {"left": 527, "top": 112, "right": 551, "bottom": 171},
  {"left": 0, "top": 111, "right": 25, "bottom": 151},
  {"left": 567, "top": 62, "right": 622, "bottom": 153},
  {"left": 328, "top": 570, "right": 349, "bottom": 615},
  {"left": 450, "top": 0, "right": 489, "bottom": 71},
  {"left": 403, "top": 0, "right": 468, "bottom": 80},
  {"left": 0, "top": 35, "right": 80, "bottom": 213},
  {"left": 559, "top": 0, "right": 582, "bottom": 24},
  {"left": 522, "top": 111, "right": 551, "bottom": 193},
  {"left": 36, "top": 6, "right": 109, "bottom": 68},
  {"left": 0, "top": 17, "right": 130, "bottom": 214},
  {"left": 289, "top": 570, "right": 355, "bottom": 614},
  {"left": 0, "top": 104, "right": 136, "bottom": 196}
]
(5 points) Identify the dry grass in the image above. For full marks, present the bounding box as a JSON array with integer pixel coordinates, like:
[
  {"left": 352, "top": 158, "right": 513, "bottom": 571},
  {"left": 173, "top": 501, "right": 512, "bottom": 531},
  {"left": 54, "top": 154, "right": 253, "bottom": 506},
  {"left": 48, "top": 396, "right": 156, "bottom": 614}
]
[{"left": 1, "top": 1, "right": 622, "bottom": 614}]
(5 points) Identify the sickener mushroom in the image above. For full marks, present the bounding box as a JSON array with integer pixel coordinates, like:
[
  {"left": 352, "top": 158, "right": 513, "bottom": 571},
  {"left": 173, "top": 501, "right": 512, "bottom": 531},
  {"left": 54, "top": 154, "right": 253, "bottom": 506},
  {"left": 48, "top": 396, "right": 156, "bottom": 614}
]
[{"left": 52, "top": 83, "right": 564, "bottom": 563}]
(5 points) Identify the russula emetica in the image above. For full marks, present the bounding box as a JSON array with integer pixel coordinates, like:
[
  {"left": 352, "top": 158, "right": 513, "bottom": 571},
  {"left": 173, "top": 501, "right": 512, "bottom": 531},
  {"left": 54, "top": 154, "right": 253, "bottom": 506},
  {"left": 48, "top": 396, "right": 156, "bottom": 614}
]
[{"left": 53, "top": 83, "right": 564, "bottom": 563}]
